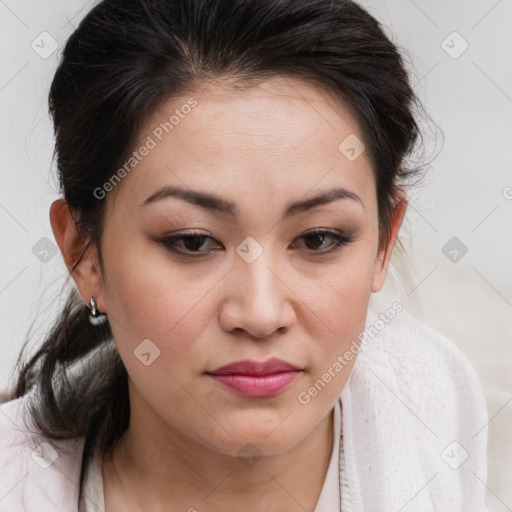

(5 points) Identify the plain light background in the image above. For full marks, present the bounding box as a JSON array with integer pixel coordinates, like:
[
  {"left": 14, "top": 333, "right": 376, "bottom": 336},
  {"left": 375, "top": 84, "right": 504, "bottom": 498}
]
[{"left": 1, "top": 0, "right": 511, "bottom": 509}]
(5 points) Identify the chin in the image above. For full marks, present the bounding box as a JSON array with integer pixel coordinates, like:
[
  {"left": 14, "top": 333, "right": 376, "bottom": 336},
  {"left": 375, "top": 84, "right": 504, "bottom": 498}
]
[{"left": 203, "top": 422, "right": 306, "bottom": 459}]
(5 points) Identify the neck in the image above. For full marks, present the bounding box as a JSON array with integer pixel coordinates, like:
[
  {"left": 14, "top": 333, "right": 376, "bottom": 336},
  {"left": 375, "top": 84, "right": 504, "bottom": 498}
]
[{"left": 104, "top": 391, "right": 336, "bottom": 512}]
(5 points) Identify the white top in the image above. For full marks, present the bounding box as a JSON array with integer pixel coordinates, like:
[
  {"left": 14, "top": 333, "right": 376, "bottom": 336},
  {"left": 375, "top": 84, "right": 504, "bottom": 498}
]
[
  {"left": 79, "top": 399, "right": 350, "bottom": 511},
  {"left": 0, "top": 300, "right": 490, "bottom": 511}
]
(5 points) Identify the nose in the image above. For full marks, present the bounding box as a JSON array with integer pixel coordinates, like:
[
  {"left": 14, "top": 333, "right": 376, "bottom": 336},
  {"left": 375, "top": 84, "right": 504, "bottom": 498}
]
[{"left": 219, "top": 249, "right": 296, "bottom": 340}]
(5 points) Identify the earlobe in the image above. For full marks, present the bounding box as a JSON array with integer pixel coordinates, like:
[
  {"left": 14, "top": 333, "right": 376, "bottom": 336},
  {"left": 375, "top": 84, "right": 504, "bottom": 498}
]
[
  {"left": 371, "top": 195, "right": 408, "bottom": 293},
  {"left": 49, "top": 198, "right": 106, "bottom": 311}
]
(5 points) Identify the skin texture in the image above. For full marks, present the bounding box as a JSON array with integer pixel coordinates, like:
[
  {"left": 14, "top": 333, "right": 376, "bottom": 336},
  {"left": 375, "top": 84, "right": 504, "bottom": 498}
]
[{"left": 50, "top": 76, "right": 407, "bottom": 511}]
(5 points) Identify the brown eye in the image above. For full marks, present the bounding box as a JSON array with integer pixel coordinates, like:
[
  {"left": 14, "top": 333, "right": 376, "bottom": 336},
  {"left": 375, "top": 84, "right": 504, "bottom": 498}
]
[
  {"left": 292, "top": 229, "right": 352, "bottom": 254},
  {"left": 158, "top": 228, "right": 352, "bottom": 259},
  {"left": 159, "top": 231, "right": 221, "bottom": 257}
]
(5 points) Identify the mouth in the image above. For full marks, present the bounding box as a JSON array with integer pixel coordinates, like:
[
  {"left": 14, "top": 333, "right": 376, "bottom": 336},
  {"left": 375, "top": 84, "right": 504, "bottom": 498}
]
[{"left": 205, "top": 357, "right": 303, "bottom": 398}]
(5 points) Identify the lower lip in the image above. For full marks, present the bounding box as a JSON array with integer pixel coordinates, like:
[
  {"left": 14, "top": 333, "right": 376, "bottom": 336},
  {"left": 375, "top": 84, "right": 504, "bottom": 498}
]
[{"left": 207, "top": 371, "right": 301, "bottom": 397}]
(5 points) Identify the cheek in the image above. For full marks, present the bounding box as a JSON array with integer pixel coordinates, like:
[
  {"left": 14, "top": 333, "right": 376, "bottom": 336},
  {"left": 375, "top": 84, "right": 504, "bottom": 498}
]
[
  {"left": 100, "top": 235, "right": 218, "bottom": 363},
  {"left": 311, "top": 246, "right": 375, "bottom": 357}
]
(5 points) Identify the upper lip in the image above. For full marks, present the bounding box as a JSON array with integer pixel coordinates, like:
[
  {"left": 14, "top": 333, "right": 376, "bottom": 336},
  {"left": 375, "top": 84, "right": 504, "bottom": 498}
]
[{"left": 207, "top": 357, "right": 301, "bottom": 376}]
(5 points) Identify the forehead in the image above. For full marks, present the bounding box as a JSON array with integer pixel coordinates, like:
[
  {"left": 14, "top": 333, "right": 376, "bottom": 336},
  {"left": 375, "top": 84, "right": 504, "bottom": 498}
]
[
  {"left": 108, "top": 76, "right": 375, "bottom": 212},
  {"left": 159, "top": 75, "right": 366, "bottom": 152}
]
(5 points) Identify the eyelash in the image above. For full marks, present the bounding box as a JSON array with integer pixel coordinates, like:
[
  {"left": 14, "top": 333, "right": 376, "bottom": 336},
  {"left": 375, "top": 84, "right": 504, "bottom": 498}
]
[{"left": 157, "top": 228, "right": 353, "bottom": 259}]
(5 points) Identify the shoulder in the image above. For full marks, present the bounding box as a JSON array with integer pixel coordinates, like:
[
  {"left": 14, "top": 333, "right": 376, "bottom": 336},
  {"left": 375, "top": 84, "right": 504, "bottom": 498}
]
[
  {"left": 341, "top": 302, "right": 489, "bottom": 511},
  {"left": 357, "top": 301, "right": 487, "bottom": 413},
  {"left": 353, "top": 303, "right": 489, "bottom": 441},
  {"left": 0, "top": 393, "right": 85, "bottom": 512}
]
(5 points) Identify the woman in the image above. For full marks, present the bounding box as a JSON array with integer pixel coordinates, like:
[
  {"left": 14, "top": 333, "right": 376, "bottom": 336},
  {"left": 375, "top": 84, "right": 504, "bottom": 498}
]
[{"left": 0, "top": 0, "right": 489, "bottom": 511}]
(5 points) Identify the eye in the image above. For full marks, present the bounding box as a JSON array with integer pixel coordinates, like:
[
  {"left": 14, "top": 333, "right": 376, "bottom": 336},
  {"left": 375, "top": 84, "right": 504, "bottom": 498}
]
[
  {"left": 157, "top": 228, "right": 352, "bottom": 259},
  {"left": 291, "top": 228, "right": 352, "bottom": 255},
  {"left": 158, "top": 230, "right": 220, "bottom": 258}
]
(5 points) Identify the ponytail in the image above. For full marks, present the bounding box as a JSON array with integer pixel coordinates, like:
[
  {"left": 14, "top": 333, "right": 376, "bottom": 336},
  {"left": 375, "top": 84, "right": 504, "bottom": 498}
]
[{"left": 9, "top": 282, "right": 129, "bottom": 495}]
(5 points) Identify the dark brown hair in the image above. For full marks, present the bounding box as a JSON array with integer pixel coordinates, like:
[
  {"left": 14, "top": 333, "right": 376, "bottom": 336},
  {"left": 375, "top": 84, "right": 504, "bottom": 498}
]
[{"left": 6, "top": 0, "right": 429, "bottom": 500}]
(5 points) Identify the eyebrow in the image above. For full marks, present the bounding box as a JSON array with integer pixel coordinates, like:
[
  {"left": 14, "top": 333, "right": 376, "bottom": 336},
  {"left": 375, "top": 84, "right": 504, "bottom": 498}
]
[{"left": 140, "top": 185, "right": 364, "bottom": 217}]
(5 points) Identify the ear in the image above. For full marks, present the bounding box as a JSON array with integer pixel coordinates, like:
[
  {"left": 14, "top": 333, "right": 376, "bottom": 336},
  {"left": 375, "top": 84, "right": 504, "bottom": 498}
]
[
  {"left": 49, "top": 198, "right": 107, "bottom": 312},
  {"left": 371, "top": 191, "right": 408, "bottom": 293}
]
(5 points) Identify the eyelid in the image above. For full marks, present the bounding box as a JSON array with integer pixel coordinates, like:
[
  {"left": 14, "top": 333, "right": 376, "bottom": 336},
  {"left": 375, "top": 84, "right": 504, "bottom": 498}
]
[
  {"left": 292, "top": 228, "right": 353, "bottom": 253},
  {"left": 157, "top": 229, "right": 221, "bottom": 258},
  {"left": 157, "top": 228, "right": 353, "bottom": 258}
]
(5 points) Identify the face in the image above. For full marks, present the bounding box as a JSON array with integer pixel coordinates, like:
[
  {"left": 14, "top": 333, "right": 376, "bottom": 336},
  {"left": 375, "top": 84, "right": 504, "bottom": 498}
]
[{"left": 56, "top": 76, "right": 403, "bottom": 457}]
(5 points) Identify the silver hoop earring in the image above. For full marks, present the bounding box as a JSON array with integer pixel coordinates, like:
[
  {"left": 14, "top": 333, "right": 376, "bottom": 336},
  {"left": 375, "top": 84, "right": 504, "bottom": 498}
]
[{"left": 86, "top": 296, "right": 107, "bottom": 325}]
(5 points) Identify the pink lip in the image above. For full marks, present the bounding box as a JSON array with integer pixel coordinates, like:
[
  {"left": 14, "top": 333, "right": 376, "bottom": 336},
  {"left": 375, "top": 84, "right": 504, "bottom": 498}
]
[{"left": 206, "top": 357, "right": 302, "bottom": 397}]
